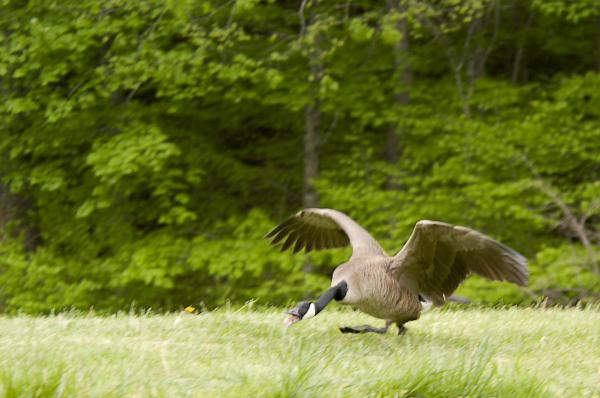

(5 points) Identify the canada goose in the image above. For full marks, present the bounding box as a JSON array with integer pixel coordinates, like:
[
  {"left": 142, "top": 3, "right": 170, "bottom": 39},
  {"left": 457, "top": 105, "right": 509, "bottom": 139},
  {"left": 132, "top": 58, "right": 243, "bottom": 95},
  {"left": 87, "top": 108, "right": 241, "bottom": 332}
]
[{"left": 265, "top": 208, "right": 528, "bottom": 335}]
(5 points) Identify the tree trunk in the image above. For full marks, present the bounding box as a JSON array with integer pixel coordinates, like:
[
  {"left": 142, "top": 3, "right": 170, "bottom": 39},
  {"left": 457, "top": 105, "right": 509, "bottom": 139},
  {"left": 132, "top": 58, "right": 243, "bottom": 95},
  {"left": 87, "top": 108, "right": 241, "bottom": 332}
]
[
  {"left": 385, "top": 0, "right": 411, "bottom": 190},
  {"left": 511, "top": 10, "right": 533, "bottom": 84},
  {"left": 0, "top": 183, "right": 12, "bottom": 242},
  {"left": 302, "top": 1, "right": 322, "bottom": 274},
  {"left": 303, "top": 102, "right": 320, "bottom": 208},
  {"left": 302, "top": 0, "right": 321, "bottom": 210},
  {"left": 596, "top": 15, "right": 600, "bottom": 71},
  {"left": 0, "top": 183, "right": 39, "bottom": 250}
]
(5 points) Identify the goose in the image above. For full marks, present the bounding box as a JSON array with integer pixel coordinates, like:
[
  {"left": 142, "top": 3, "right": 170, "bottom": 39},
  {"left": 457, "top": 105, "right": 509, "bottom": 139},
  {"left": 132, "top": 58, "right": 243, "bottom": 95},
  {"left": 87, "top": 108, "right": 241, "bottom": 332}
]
[{"left": 265, "top": 208, "right": 528, "bottom": 335}]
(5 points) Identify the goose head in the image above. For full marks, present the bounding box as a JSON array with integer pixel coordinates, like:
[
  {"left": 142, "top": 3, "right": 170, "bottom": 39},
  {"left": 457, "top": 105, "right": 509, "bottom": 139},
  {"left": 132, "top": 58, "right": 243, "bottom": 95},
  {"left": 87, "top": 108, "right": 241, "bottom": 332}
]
[
  {"left": 283, "top": 281, "right": 348, "bottom": 327},
  {"left": 284, "top": 301, "right": 317, "bottom": 327}
]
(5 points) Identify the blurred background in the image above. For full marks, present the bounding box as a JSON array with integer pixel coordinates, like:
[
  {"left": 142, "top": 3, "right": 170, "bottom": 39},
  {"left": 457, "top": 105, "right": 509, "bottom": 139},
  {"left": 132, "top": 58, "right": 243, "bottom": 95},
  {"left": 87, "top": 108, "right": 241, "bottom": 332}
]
[{"left": 0, "top": 0, "right": 599, "bottom": 313}]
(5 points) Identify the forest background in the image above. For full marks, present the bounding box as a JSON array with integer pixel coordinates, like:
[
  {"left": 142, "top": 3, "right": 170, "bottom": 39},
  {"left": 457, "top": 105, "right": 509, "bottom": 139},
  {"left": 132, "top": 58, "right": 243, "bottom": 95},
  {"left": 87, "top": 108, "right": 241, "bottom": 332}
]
[{"left": 1, "top": 0, "right": 599, "bottom": 313}]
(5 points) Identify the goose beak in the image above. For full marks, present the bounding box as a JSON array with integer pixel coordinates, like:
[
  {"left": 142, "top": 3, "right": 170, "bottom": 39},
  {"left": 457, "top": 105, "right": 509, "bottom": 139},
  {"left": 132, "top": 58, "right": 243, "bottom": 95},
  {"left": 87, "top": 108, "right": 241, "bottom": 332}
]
[{"left": 284, "top": 306, "right": 302, "bottom": 327}]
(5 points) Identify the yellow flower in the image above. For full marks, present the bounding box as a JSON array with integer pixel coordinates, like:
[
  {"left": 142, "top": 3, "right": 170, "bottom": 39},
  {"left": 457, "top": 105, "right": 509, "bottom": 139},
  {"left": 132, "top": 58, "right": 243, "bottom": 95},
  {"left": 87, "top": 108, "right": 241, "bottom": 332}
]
[{"left": 184, "top": 306, "right": 196, "bottom": 314}]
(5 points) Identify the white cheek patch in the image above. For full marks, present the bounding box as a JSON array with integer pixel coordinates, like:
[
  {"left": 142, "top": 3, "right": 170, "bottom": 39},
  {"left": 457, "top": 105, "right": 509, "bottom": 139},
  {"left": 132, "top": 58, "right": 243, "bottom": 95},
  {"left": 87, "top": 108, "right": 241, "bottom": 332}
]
[
  {"left": 303, "top": 303, "right": 317, "bottom": 319},
  {"left": 421, "top": 300, "right": 433, "bottom": 312}
]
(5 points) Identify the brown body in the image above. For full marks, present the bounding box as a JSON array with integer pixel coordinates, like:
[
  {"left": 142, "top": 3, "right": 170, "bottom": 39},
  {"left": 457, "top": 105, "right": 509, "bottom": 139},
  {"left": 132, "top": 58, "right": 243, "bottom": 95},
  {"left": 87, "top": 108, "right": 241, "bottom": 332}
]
[{"left": 332, "top": 256, "right": 421, "bottom": 324}]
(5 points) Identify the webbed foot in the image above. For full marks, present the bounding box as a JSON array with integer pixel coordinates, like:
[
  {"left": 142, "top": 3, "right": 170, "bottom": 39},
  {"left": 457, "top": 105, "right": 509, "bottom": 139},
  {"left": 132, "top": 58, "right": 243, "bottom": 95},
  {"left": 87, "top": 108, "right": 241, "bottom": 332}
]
[{"left": 339, "top": 324, "right": 388, "bottom": 334}]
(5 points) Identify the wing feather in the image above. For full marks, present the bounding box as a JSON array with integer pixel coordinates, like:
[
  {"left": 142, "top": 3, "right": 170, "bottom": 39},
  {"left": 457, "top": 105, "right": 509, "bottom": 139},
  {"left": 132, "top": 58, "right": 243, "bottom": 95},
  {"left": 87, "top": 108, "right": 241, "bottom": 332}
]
[
  {"left": 293, "top": 231, "right": 306, "bottom": 254},
  {"left": 313, "top": 226, "right": 325, "bottom": 250},
  {"left": 280, "top": 229, "right": 299, "bottom": 252},
  {"left": 265, "top": 208, "right": 385, "bottom": 258},
  {"left": 323, "top": 230, "right": 335, "bottom": 249},
  {"left": 391, "top": 220, "right": 528, "bottom": 305},
  {"left": 264, "top": 218, "right": 294, "bottom": 239},
  {"left": 270, "top": 223, "right": 294, "bottom": 245},
  {"left": 304, "top": 224, "right": 315, "bottom": 253}
]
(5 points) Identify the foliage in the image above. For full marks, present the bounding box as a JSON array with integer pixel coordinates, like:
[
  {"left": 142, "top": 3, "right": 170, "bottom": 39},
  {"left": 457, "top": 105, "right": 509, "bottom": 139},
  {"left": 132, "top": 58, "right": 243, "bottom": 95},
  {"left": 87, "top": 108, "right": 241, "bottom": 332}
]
[{"left": 0, "top": 0, "right": 599, "bottom": 312}]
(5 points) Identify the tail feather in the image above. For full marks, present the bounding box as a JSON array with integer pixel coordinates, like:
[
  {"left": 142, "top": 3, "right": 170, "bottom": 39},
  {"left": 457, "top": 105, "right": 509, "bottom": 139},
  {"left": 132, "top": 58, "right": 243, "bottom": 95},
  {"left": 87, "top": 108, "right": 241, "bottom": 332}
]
[{"left": 418, "top": 294, "right": 469, "bottom": 312}]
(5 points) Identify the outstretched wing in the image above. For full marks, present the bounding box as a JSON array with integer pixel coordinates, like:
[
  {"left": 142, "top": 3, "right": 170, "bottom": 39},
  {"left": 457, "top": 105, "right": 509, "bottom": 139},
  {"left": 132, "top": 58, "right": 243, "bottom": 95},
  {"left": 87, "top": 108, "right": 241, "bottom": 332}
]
[
  {"left": 265, "top": 208, "right": 386, "bottom": 259},
  {"left": 390, "top": 220, "right": 528, "bottom": 305}
]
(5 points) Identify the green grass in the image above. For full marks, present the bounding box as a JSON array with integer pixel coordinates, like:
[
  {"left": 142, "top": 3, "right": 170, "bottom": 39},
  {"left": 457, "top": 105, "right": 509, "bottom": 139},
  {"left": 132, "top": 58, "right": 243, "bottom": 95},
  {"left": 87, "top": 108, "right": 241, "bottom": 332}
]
[{"left": 0, "top": 307, "right": 598, "bottom": 397}]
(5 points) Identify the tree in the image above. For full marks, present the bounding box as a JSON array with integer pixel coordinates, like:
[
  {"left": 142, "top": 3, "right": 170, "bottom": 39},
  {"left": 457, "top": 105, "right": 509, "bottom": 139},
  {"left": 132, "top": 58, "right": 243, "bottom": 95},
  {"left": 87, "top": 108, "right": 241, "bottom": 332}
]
[{"left": 0, "top": 0, "right": 599, "bottom": 312}]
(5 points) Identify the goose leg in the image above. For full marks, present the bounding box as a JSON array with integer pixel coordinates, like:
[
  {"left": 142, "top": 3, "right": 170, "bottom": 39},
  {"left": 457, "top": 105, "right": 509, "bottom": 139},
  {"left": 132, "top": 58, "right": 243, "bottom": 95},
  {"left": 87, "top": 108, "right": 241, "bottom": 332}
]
[
  {"left": 339, "top": 320, "right": 393, "bottom": 334},
  {"left": 397, "top": 323, "right": 407, "bottom": 335}
]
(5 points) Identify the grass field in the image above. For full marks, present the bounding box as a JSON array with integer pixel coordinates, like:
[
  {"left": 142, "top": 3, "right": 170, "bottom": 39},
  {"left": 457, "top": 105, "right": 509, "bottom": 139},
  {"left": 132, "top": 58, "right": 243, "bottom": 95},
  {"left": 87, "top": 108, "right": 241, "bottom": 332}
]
[{"left": 0, "top": 307, "right": 598, "bottom": 398}]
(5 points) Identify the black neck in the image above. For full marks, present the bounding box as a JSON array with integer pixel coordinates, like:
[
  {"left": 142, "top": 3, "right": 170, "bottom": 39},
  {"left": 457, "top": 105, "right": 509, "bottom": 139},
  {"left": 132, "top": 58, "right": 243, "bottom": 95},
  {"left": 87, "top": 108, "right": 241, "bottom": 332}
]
[{"left": 314, "top": 281, "right": 348, "bottom": 313}]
